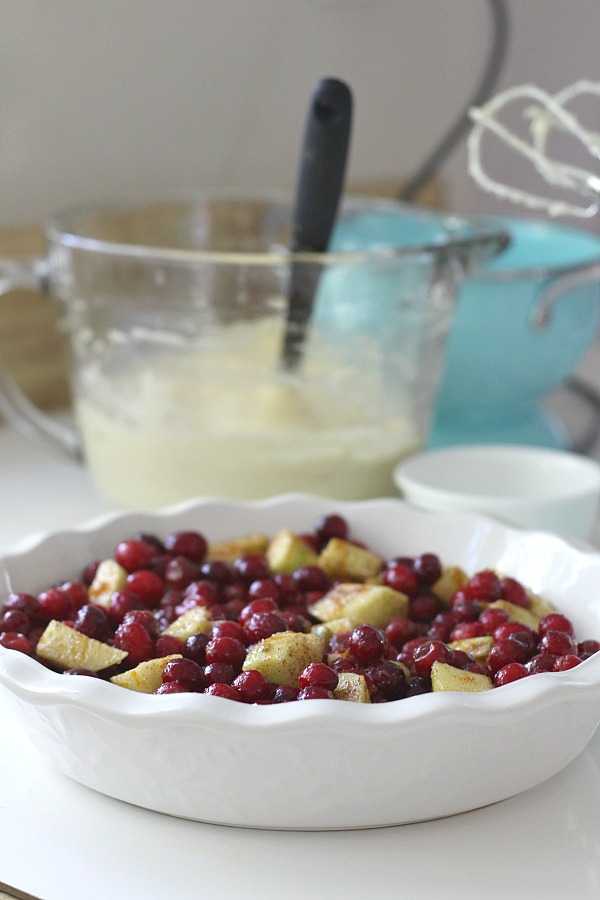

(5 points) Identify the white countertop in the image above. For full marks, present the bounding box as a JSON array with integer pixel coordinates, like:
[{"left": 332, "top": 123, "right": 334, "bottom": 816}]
[{"left": 1, "top": 343, "right": 600, "bottom": 900}]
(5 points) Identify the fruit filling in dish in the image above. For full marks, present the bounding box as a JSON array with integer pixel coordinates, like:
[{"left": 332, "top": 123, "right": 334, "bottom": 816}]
[{"left": 1, "top": 514, "right": 598, "bottom": 703}]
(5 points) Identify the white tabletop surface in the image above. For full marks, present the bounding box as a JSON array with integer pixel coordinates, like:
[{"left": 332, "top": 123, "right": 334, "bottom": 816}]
[{"left": 1, "top": 341, "right": 600, "bottom": 900}]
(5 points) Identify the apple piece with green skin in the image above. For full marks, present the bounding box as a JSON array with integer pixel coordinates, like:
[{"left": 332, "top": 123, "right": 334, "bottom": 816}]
[
  {"left": 88, "top": 559, "right": 128, "bottom": 608},
  {"left": 266, "top": 529, "right": 319, "bottom": 575},
  {"left": 488, "top": 600, "right": 539, "bottom": 630},
  {"left": 309, "top": 583, "right": 408, "bottom": 630},
  {"left": 111, "top": 654, "right": 182, "bottom": 693},
  {"left": 242, "top": 631, "right": 325, "bottom": 686},
  {"left": 36, "top": 620, "right": 128, "bottom": 672},
  {"left": 318, "top": 538, "right": 383, "bottom": 582},
  {"left": 431, "top": 660, "right": 493, "bottom": 692}
]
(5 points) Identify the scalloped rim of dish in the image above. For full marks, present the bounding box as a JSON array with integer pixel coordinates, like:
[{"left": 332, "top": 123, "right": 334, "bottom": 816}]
[{"left": 1, "top": 494, "right": 599, "bottom": 728}]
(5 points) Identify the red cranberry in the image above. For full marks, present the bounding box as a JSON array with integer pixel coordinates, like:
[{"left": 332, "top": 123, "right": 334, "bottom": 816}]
[
  {"left": 58, "top": 581, "right": 89, "bottom": 611},
  {"left": 107, "top": 589, "right": 143, "bottom": 624},
  {"left": 232, "top": 669, "right": 271, "bottom": 703},
  {"left": 162, "top": 657, "right": 205, "bottom": 691},
  {"left": 499, "top": 577, "right": 529, "bottom": 608},
  {"left": 210, "top": 620, "right": 246, "bottom": 642},
  {"left": 121, "top": 608, "right": 158, "bottom": 637},
  {"left": 3, "top": 592, "right": 43, "bottom": 623},
  {"left": 184, "top": 579, "right": 221, "bottom": 607},
  {"left": 409, "top": 595, "right": 440, "bottom": 622},
  {"left": 222, "top": 583, "right": 248, "bottom": 606},
  {"left": 73, "top": 604, "right": 110, "bottom": 641},
  {"left": 487, "top": 637, "right": 531, "bottom": 674},
  {"left": 164, "top": 556, "right": 200, "bottom": 591},
  {"left": 200, "top": 559, "right": 234, "bottom": 585},
  {"left": 114, "top": 539, "right": 157, "bottom": 573},
  {"left": 364, "top": 660, "right": 407, "bottom": 700},
  {"left": 413, "top": 553, "right": 442, "bottom": 586},
  {"left": 539, "top": 613, "right": 575, "bottom": 638},
  {"left": 81, "top": 561, "right": 100, "bottom": 586},
  {"left": 478, "top": 607, "right": 509, "bottom": 634},
  {"left": 405, "top": 674, "right": 432, "bottom": 696},
  {"left": 297, "top": 533, "right": 320, "bottom": 553},
  {"left": 126, "top": 570, "right": 165, "bottom": 608},
  {"left": 315, "top": 513, "right": 349, "bottom": 548},
  {"left": 248, "top": 579, "right": 281, "bottom": 603},
  {"left": 297, "top": 685, "right": 334, "bottom": 700},
  {"left": 135, "top": 532, "right": 165, "bottom": 553},
  {"left": 385, "top": 617, "right": 418, "bottom": 648},
  {"left": 273, "top": 573, "right": 298, "bottom": 604},
  {"left": 464, "top": 570, "right": 501, "bottom": 602},
  {"left": 233, "top": 554, "right": 270, "bottom": 584},
  {"left": 205, "top": 636, "right": 247, "bottom": 671},
  {"left": 0, "top": 631, "right": 31, "bottom": 654},
  {"left": 578, "top": 639, "right": 600, "bottom": 660},
  {"left": 278, "top": 610, "right": 311, "bottom": 633},
  {"left": 494, "top": 662, "right": 529, "bottom": 686},
  {"left": 204, "top": 682, "right": 240, "bottom": 700},
  {"left": 450, "top": 621, "right": 484, "bottom": 641},
  {"left": 164, "top": 531, "right": 207, "bottom": 563},
  {"left": 204, "top": 662, "right": 236, "bottom": 685},
  {"left": 553, "top": 654, "right": 582, "bottom": 671},
  {"left": 383, "top": 564, "right": 419, "bottom": 596},
  {"left": 526, "top": 653, "right": 557, "bottom": 674},
  {"left": 347, "top": 624, "right": 386, "bottom": 665},
  {"left": 413, "top": 640, "right": 455, "bottom": 676},
  {"left": 538, "top": 631, "right": 577, "bottom": 658},
  {"left": 492, "top": 621, "right": 537, "bottom": 653},
  {"left": 0, "top": 609, "right": 30, "bottom": 634},
  {"left": 37, "top": 588, "right": 74, "bottom": 622},
  {"left": 451, "top": 596, "right": 482, "bottom": 622},
  {"left": 184, "top": 632, "right": 210, "bottom": 665},
  {"left": 272, "top": 684, "right": 300, "bottom": 703},
  {"left": 299, "top": 663, "right": 338, "bottom": 691},
  {"left": 155, "top": 681, "right": 189, "bottom": 694},
  {"left": 427, "top": 612, "right": 457, "bottom": 642},
  {"left": 113, "top": 621, "right": 154, "bottom": 666},
  {"left": 292, "top": 565, "right": 329, "bottom": 593},
  {"left": 154, "top": 634, "right": 185, "bottom": 657},
  {"left": 238, "top": 598, "right": 278, "bottom": 625},
  {"left": 243, "top": 611, "right": 288, "bottom": 644}
]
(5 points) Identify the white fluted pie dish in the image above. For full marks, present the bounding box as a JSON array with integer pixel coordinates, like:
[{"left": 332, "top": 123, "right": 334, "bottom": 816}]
[{"left": 0, "top": 495, "right": 599, "bottom": 829}]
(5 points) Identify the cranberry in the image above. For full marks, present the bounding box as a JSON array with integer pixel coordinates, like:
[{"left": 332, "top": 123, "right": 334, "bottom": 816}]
[
  {"left": 81, "top": 561, "right": 100, "bottom": 586},
  {"left": 73, "top": 604, "right": 110, "bottom": 641},
  {"left": 222, "top": 583, "right": 248, "bottom": 606},
  {"left": 200, "top": 559, "right": 234, "bottom": 585},
  {"left": 121, "top": 608, "right": 158, "bottom": 637},
  {"left": 478, "top": 607, "right": 509, "bottom": 634},
  {"left": 464, "top": 570, "right": 502, "bottom": 602},
  {"left": 243, "top": 611, "right": 288, "bottom": 644},
  {"left": 204, "top": 682, "right": 240, "bottom": 700},
  {"left": 299, "top": 663, "right": 338, "bottom": 691},
  {"left": 427, "top": 612, "right": 457, "bottom": 642},
  {"left": 238, "top": 598, "right": 278, "bottom": 625},
  {"left": 248, "top": 579, "right": 281, "bottom": 603},
  {"left": 315, "top": 513, "right": 349, "bottom": 547},
  {"left": 578, "top": 639, "right": 600, "bottom": 660},
  {"left": 409, "top": 595, "right": 440, "bottom": 622},
  {"left": 347, "top": 624, "right": 386, "bottom": 665},
  {"left": 405, "top": 674, "right": 431, "bottom": 696},
  {"left": 494, "top": 662, "right": 529, "bottom": 686},
  {"left": 554, "top": 654, "right": 582, "bottom": 671},
  {"left": 364, "top": 661, "right": 407, "bottom": 700},
  {"left": 164, "top": 531, "right": 208, "bottom": 563},
  {"left": 205, "top": 636, "right": 247, "bottom": 671},
  {"left": 164, "top": 556, "right": 200, "bottom": 591},
  {"left": 204, "top": 662, "right": 236, "bottom": 685},
  {"left": 292, "top": 565, "right": 329, "bottom": 593},
  {"left": 498, "top": 577, "right": 529, "bottom": 608},
  {"left": 492, "top": 621, "right": 537, "bottom": 653},
  {"left": 0, "top": 631, "right": 31, "bottom": 654},
  {"left": 125, "top": 570, "right": 165, "bottom": 608},
  {"left": 487, "top": 637, "right": 531, "bottom": 674},
  {"left": 272, "top": 684, "right": 300, "bottom": 703},
  {"left": 232, "top": 669, "right": 271, "bottom": 703},
  {"left": 184, "top": 632, "right": 210, "bottom": 665},
  {"left": 539, "top": 613, "right": 575, "bottom": 638},
  {"left": 233, "top": 554, "right": 270, "bottom": 584},
  {"left": 278, "top": 610, "right": 311, "bottom": 633},
  {"left": 210, "top": 620, "right": 246, "bottom": 642},
  {"left": 450, "top": 621, "right": 484, "bottom": 641},
  {"left": 135, "top": 532, "right": 165, "bottom": 553},
  {"left": 450, "top": 596, "right": 482, "bottom": 622},
  {"left": 154, "top": 634, "right": 185, "bottom": 657},
  {"left": 148, "top": 554, "right": 172, "bottom": 579},
  {"left": 113, "top": 621, "right": 154, "bottom": 665},
  {"left": 155, "top": 681, "right": 189, "bottom": 694},
  {"left": 184, "top": 579, "right": 221, "bottom": 607},
  {"left": 297, "top": 685, "right": 334, "bottom": 700},
  {"left": 297, "top": 533, "right": 320, "bottom": 553},
  {"left": 273, "top": 573, "right": 298, "bottom": 604},
  {"left": 383, "top": 564, "right": 419, "bottom": 596},
  {"left": 413, "top": 640, "right": 455, "bottom": 676},
  {"left": 525, "top": 652, "right": 557, "bottom": 674},
  {"left": 37, "top": 588, "right": 74, "bottom": 622},
  {"left": 328, "top": 631, "right": 351, "bottom": 654},
  {"left": 114, "top": 539, "right": 157, "bottom": 573},
  {"left": 162, "top": 657, "right": 205, "bottom": 691},
  {"left": 107, "top": 589, "right": 143, "bottom": 624},
  {"left": 538, "top": 631, "right": 577, "bottom": 657},
  {"left": 385, "top": 617, "right": 418, "bottom": 648},
  {"left": 0, "top": 609, "right": 30, "bottom": 634},
  {"left": 412, "top": 553, "right": 442, "bottom": 585}
]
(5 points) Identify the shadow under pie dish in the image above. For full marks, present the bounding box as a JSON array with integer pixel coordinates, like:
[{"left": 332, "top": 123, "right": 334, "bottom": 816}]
[{"left": 0, "top": 495, "right": 599, "bottom": 830}]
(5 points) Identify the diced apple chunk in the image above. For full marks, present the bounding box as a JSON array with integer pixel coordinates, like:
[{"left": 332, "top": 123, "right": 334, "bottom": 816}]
[
  {"left": 163, "top": 607, "right": 212, "bottom": 640},
  {"left": 266, "top": 529, "right": 319, "bottom": 575},
  {"left": 308, "top": 583, "right": 408, "bottom": 629},
  {"left": 111, "top": 654, "right": 182, "bottom": 693},
  {"left": 318, "top": 538, "right": 383, "bottom": 582},
  {"left": 88, "top": 559, "right": 128, "bottom": 608},
  {"left": 431, "top": 660, "right": 493, "bottom": 692},
  {"left": 488, "top": 600, "right": 539, "bottom": 630},
  {"left": 206, "top": 534, "right": 269, "bottom": 562},
  {"left": 36, "top": 620, "right": 127, "bottom": 672},
  {"left": 449, "top": 635, "right": 493, "bottom": 665},
  {"left": 527, "top": 591, "right": 555, "bottom": 621},
  {"left": 431, "top": 566, "right": 468, "bottom": 606},
  {"left": 242, "top": 631, "right": 325, "bottom": 686},
  {"left": 334, "top": 672, "right": 371, "bottom": 703}
]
